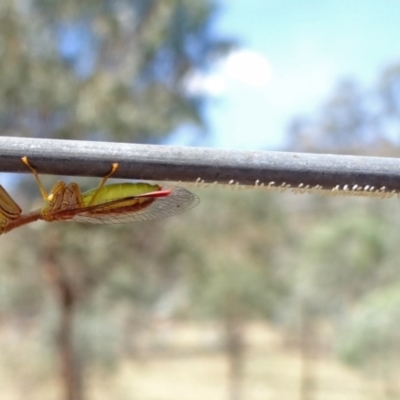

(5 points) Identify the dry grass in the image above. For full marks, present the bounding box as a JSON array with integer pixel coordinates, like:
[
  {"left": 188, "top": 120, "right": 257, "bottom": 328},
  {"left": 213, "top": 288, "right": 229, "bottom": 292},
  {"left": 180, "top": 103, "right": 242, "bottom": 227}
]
[
  {"left": 87, "top": 322, "right": 384, "bottom": 400},
  {"left": 0, "top": 321, "right": 387, "bottom": 400}
]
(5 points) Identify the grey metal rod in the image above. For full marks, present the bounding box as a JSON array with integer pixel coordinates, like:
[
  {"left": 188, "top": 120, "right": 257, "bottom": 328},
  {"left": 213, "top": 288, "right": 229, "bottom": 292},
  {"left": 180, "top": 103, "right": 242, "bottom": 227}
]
[{"left": 1, "top": 137, "right": 400, "bottom": 195}]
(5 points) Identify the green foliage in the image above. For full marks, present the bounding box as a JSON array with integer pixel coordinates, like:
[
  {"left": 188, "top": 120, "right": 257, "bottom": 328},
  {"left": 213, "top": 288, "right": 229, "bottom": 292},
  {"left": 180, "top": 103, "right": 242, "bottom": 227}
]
[
  {"left": 0, "top": 0, "right": 233, "bottom": 141},
  {"left": 169, "top": 188, "right": 292, "bottom": 321},
  {"left": 287, "top": 201, "right": 400, "bottom": 318},
  {"left": 337, "top": 284, "right": 400, "bottom": 376}
]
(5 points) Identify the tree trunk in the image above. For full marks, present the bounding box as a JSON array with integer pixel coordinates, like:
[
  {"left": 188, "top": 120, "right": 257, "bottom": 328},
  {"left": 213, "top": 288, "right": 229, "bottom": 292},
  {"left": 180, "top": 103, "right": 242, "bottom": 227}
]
[
  {"left": 299, "top": 305, "right": 317, "bottom": 400},
  {"left": 42, "top": 232, "right": 83, "bottom": 400},
  {"left": 225, "top": 315, "right": 245, "bottom": 400},
  {"left": 58, "top": 290, "right": 82, "bottom": 400}
]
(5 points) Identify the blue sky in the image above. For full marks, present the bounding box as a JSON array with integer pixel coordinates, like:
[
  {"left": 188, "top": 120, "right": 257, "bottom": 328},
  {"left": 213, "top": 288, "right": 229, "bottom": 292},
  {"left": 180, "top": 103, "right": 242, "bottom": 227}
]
[{"left": 195, "top": 0, "right": 400, "bottom": 150}]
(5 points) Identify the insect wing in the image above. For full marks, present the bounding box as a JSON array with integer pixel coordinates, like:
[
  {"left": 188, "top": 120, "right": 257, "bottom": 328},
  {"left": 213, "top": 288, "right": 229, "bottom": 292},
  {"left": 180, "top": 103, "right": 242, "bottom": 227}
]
[
  {"left": 53, "top": 186, "right": 199, "bottom": 224},
  {"left": 0, "top": 185, "right": 22, "bottom": 219}
]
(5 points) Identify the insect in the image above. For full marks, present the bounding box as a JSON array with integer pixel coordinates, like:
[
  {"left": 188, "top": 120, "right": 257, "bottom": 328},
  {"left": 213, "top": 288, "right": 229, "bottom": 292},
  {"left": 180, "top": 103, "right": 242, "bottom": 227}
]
[
  {"left": 0, "top": 184, "right": 22, "bottom": 234},
  {"left": 1, "top": 157, "right": 199, "bottom": 234}
]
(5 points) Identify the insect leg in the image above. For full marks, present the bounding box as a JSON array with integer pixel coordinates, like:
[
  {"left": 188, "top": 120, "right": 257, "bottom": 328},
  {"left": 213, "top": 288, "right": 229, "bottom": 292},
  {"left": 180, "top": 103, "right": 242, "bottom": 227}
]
[
  {"left": 21, "top": 156, "right": 50, "bottom": 200},
  {"left": 87, "top": 163, "right": 119, "bottom": 206}
]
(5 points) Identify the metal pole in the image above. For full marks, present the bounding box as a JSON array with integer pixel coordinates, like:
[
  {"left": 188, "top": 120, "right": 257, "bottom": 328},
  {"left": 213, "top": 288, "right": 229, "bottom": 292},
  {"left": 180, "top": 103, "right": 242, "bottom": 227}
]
[{"left": 1, "top": 136, "right": 400, "bottom": 197}]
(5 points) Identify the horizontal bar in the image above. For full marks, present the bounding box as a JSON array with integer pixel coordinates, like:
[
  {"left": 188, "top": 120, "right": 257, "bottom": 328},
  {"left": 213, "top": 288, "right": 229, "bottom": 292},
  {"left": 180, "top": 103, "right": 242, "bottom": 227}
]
[{"left": 1, "top": 137, "right": 400, "bottom": 196}]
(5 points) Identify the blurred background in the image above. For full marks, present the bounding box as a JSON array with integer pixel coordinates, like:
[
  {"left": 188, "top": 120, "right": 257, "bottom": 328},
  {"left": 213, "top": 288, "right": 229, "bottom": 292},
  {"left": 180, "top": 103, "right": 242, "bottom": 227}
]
[{"left": 1, "top": 1, "right": 400, "bottom": 399}]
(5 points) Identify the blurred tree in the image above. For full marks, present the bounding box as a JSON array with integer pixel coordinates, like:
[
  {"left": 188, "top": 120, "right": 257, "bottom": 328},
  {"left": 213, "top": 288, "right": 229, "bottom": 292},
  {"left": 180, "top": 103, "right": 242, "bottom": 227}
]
[
  {"left": 0, "top": 1, "right": 234, "bottom": 399},
  {"left": 283, "top": 63, "right": 400, "bottom": 399},
  {"left": 170, "top": 188, "right": 290, "bottom": 400},
  {"left": 276, "top": 196, "right": 400, "bottom": 400},
  {"left": 297, "top": 210, "right": 392, "bottom": 311},
  {"left": 286, "top": 64, "right": 400, "bottom": 155},
  {"left": 0, "top": 0, "right": 233, "bottom": 143},
  {"left": 337, "top": 284, "right": 400, "bottom": 398}
]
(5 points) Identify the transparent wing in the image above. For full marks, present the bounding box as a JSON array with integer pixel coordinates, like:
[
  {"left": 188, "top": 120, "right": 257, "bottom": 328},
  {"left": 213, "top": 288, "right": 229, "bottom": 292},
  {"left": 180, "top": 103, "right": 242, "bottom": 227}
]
[{"left": 66, "top": 186, "right": 199, "bottom": 224}]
